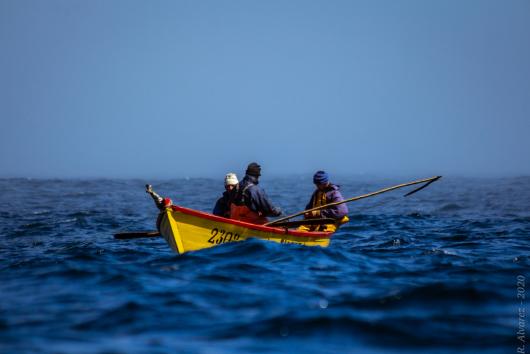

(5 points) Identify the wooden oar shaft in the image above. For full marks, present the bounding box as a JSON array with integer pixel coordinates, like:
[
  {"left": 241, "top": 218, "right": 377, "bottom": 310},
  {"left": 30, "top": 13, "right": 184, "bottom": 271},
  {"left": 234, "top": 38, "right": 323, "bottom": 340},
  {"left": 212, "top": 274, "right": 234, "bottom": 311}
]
[
  {"left": 271, "top": 218, "right": 336, "bottom": 228},
  {"left": 265, "top": 176, "right": 441, "bottom": 226}
]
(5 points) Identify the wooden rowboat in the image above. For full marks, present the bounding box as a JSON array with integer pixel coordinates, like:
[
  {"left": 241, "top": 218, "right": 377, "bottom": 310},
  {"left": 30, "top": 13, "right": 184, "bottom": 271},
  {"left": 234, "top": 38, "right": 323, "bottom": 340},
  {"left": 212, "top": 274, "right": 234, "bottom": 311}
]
[
  {"left": 139, "top": 176, "right": 442, "bottom": 254},
  {"left": 157, "top": 205, "right": 333, "bottom": 254}
]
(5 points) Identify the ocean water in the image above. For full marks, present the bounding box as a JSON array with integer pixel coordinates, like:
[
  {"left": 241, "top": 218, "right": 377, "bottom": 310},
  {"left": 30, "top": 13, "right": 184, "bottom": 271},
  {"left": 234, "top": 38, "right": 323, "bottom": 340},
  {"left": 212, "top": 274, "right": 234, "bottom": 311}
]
[{"left": 0, "top": 176, "right": 528, "bottom": 354}]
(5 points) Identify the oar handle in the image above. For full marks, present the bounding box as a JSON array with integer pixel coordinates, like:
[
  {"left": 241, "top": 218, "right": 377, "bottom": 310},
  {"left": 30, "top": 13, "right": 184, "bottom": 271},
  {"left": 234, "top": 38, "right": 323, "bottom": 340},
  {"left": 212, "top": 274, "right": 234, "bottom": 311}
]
[{"left": 265, "top": 176, "right": 442, "bottom": 226}]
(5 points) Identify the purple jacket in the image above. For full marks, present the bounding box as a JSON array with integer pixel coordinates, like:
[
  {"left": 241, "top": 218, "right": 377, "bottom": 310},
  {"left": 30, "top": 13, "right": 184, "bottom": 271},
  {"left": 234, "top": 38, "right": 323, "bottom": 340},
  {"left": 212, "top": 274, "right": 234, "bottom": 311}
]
[{"left": 305, "top": 184, "right": 348, "bottom": 219}]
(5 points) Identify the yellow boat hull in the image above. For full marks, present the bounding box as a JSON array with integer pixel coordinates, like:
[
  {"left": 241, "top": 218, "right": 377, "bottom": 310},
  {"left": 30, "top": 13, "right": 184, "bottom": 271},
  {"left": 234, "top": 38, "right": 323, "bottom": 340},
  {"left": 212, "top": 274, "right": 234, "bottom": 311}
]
[{"left": 158, "top": 205, "right": 333, "bottom": 254}]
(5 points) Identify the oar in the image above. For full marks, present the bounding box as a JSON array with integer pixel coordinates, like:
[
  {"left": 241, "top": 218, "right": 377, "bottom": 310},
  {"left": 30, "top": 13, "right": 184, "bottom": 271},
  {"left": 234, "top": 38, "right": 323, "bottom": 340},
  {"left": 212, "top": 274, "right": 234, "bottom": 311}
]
[
  {"left": 265, "top": 176, "right": 442, "bottom": 226},
  {"left": 114, "top": 231, "right": 160, "bottom": 240},
  {"left": 271, "top": 218, "right": 336, "bottom": 228}
]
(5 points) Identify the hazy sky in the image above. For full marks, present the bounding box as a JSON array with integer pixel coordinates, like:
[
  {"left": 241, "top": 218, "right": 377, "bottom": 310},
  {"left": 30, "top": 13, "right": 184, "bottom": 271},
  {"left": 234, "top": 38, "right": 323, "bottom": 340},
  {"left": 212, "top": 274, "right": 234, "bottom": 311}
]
[{"left": 1, "top": 0, "right": 529, "bottom": 178}]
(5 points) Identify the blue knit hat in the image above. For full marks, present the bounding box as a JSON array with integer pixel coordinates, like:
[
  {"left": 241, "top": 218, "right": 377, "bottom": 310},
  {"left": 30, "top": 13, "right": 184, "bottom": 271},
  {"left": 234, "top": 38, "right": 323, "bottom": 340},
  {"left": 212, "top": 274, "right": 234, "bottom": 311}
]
[{"left": 313, "top": 170, "right": 329, "bottom": 184}]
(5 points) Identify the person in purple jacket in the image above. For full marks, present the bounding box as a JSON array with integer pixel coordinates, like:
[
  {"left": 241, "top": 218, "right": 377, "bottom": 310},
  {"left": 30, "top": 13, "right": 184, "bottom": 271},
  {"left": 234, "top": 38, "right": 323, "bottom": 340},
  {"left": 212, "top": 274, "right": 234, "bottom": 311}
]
[{"left": 299, "top": 171, "right": 349, "bottom": 232}]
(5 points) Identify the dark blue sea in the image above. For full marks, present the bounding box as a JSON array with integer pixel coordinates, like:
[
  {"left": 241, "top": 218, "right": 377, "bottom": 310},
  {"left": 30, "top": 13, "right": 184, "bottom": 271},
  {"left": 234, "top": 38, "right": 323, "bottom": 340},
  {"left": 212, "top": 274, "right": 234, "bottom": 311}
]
[{"left": 1, "top": 176, "right": 528, "bottom": 354}]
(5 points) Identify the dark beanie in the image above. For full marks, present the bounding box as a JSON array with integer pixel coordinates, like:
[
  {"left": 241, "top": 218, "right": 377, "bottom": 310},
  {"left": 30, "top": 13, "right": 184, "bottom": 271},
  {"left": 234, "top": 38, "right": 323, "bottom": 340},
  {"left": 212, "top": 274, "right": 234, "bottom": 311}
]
[
  {"left": 246, "top": 162, "right": 261, "bottom": 177},
  {"left": 313, "top": 170, "right": 329, "bottom": 184}
]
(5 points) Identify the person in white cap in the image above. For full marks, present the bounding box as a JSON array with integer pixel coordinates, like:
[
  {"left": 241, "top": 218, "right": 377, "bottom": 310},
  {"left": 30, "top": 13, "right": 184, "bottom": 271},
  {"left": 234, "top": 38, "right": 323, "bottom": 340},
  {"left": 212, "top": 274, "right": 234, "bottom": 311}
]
[{"left": 212, "top": 173, "right": 239, "bottom": 217}]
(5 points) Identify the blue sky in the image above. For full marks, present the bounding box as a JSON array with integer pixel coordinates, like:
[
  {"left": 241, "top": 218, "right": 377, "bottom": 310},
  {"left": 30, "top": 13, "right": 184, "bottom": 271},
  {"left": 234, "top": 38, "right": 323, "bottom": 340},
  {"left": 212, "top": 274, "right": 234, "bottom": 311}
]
[{"left": 1, "top": 0, "right": 529, "bottom": 178}]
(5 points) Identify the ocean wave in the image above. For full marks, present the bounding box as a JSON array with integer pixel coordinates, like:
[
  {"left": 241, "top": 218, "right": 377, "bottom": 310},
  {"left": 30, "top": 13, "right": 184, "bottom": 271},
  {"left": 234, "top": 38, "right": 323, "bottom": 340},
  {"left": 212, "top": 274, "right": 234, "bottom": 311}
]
[{"left": 1, "top": 177, "right": 527, "bottom": 354}]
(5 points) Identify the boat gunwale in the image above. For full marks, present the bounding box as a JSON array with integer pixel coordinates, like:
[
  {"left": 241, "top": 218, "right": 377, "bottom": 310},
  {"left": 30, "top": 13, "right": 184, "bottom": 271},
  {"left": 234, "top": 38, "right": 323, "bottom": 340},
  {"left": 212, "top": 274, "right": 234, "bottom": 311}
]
[{"left": 170, "top": 205, "right": 333, "bottom": 238}]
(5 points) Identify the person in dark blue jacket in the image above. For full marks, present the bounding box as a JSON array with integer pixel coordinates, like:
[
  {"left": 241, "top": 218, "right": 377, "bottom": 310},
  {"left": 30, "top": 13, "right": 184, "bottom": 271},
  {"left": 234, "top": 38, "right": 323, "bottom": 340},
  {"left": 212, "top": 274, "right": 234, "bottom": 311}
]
[
  {"left": 213, "top": 173, "right": 239, "bottom": 218},
  {"left": 230, "top": 162, "right": 282, "bottom": 224}
]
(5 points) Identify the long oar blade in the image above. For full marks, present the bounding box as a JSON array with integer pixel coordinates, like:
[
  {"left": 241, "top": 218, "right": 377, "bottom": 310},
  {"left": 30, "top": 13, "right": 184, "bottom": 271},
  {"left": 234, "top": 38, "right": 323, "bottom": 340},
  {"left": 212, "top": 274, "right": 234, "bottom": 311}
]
[{"left": 114, "top": 231, "right": 160, "bottom": 240}]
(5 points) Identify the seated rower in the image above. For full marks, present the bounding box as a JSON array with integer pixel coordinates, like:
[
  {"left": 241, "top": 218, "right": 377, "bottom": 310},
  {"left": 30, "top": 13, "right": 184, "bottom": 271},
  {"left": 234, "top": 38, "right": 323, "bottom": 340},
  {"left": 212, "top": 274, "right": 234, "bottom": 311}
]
[
  {"left": 230, "top": 162, "right": 282, "bottom": 224},
  {"left": 212, "top": 173, "right": 239, "bottom": 218},
  {"left": 299, "top": 171, "right": 349, "bottom": 232}
]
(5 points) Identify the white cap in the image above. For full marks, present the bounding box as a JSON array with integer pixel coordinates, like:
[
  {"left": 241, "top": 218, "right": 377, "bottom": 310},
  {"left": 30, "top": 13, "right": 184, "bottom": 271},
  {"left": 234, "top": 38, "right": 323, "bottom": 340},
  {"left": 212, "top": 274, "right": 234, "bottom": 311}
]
[{"left": 224, "top": 172, "right": 239, "bottom": 186}]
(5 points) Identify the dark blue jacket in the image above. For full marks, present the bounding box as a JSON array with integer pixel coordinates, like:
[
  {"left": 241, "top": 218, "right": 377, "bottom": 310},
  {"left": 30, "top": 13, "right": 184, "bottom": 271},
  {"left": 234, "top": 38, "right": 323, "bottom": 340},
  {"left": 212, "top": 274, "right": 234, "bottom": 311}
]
[
  {"left": 213, "top": 189, "right": 235, "bottom": 217},
  {"left": 234, "top": 175, "right": 282, "bottom": 217},
  {"left": 305, "top": 184, "right": 348, "bottom": 219}
]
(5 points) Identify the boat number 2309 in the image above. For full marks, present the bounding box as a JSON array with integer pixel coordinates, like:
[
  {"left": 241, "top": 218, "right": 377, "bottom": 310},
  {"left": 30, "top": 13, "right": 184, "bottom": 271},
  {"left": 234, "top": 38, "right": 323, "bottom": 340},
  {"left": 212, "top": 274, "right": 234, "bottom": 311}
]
[{"left": 208, "top": 228, "right": 241, "bottom": 244}]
